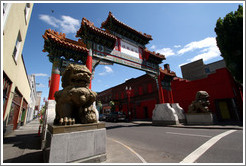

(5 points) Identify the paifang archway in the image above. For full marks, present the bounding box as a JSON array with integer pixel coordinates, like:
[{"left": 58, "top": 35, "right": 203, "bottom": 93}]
[{"left": 42, "top": 12, "right": 166, "bottom": 104}]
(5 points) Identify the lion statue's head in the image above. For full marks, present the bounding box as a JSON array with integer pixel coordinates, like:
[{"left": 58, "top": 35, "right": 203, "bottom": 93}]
[
  {"left": 54, "top": 63, "right": 98, "bottom": 125},
  {"left": 188, "top": 91, "right": 210, "bottom": 113},
  {"left": 61, "top": 63, "right": 91, "bottom": 88}
]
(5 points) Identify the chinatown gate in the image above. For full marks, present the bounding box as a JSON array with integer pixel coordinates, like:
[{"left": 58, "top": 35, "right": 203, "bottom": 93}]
[
  {"left": 43, "top": 12, "right": 167, "bottom": 105},
  {"left": 42, "top": 12, "right": 184, "bottom": 127},
  {"left": 41, "top": 12, "right": 184, "bottom": 161}
]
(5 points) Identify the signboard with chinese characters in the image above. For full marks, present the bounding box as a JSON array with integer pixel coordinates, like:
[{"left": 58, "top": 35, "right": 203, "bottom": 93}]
[{"left": 92, "top": 43, "right": 159, "bottom": 74}]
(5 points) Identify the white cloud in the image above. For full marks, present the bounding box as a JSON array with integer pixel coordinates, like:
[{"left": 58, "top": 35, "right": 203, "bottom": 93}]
[
  {"left": 33, "top": 73, "right": 48, "bottom": 77},
  {"left": 156, "top": 48, "right": 175, "bottom": 57},
  {"left": 178, "top": 62, "right": 189, "bottom": 67},
  {"left": 176, "top": 37, "right": 221, "bottom": 64},
  {"left": 98, "top": 66, "right": 113, "bottom": 76},
  {"left": 188, "top": 45, "right": 220, "bottom": 62},
  {"left": 39, "top": 14, "right": 80, "bottom": 34},
  {"left": 60, "top": 16, "right": 80, "bottom": 34},
  {"left": 150, "top": 45, "right": 156, "bottom": 50},
  {"left": 105, "top": 66, "right": 113, "bottom": 73},
  {"left": 174, "top": 45, "right": 181, "bottom": 48},
  {"left": 39, "top": 14, "right": 59, "bottom": 28},
  {"left": 177, "top": 37, "right": 216, "bottom": 55},
  {"left": 36, "top": 83, "right": 46, "bottom": 88}
]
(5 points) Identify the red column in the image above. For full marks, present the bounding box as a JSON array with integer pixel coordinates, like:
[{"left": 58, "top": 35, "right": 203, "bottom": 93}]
[
  {"left": 157, "top": 75, "right": 165, "bottom": 104},
  {"left": 48, "top": 59, "right": 60, "bottom": 100},
  {"left": 170, "top": 90, "right": 174, "bottom": 103},
  {"left": 86, "top": 49, "right": 92, "bottom": 89},
  {"left": 167, "top": 91, "right": 173, "bottom": 103}
]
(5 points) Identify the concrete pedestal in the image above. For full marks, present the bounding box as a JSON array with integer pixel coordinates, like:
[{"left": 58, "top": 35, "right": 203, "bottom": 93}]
[
  {"left": 41, "top": 100, "right": 56, "bottom": 150},
  {"left": 41, "top": 100, "right": 100, "bottom": 150},
  {"left": 43, "top": 123, "right": 106, "bottom": 163},
  {"left": 186, "top": 113, "right": 214, "bottom": 125},
  {"left": 152, "top": 103, "right": 179, "bottom": 126},
  {"left": 171, "top": 103, "right": 186, "bottom": 123}
]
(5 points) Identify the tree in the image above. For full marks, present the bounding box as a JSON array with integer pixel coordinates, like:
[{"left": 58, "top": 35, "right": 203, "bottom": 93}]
[
  {"left": 109, "top": 101, "right": 115, "bottom": 112},
  {"left": 214, "top": 5, "right": 243, "bottom": 84},
  {"left": 96, "top": 101, "right": 103, "bottom": 114}
]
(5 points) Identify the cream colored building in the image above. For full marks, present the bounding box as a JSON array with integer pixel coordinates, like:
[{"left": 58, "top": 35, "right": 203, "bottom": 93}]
[{"left": 3, "top": 3, "right": 34, "bottom": 134}]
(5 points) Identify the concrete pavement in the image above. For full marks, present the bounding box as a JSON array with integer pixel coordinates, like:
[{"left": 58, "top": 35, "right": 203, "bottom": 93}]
[
  {"left": 3, "top": 118, "right": 142, "bottom": 163},
  {"left": 2, "top": 119, "right": 243, "bottom": 163},
  {"left": 3, "top": 118, "right": 43, "bottom": 163}
]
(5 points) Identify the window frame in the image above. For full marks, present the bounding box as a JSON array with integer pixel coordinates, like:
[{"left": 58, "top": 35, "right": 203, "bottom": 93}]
[{"left": 12, "top": 31, "right": 22, "bottom": 63}]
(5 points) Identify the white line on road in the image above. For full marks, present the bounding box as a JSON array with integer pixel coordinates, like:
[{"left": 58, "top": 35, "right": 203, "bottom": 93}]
[
  {"left": 166, "top": 132, "right": 212, "bottom": 138},
  {"left": 180, "top": 130, "right": 236, "bottom": 163},
  {"left": 110, "top": 138, "right": 147, "bottom": 163}
]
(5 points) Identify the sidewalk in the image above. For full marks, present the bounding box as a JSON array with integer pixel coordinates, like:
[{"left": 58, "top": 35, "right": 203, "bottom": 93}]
[
  {"left": 2, "top": 119, "right": 243, "bottom": 163},
  {"left": 2, "top": 119, "right": 142, "bottom": 163},
  {"left": 3, "top": 118, "right": 43, "bottom": 163}
]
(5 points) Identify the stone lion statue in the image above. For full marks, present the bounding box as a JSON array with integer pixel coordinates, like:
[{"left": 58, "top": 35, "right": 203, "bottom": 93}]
[
  {"left": 188, "top": 91, "right": 210, "bottom": 113},
  {"left": 54, "top": 64, "right": 98, "bottom": 125}
]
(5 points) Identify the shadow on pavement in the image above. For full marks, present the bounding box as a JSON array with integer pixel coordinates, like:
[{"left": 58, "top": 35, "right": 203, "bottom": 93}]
[
  {"left": 4, "top": 134, "right": 42, "bottom": 150},
  {"left": 3, "top": 151, "right": 44, "bottom": 163}
]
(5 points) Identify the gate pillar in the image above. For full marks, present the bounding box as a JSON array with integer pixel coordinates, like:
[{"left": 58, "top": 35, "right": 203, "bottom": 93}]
[
  {"left": 157, "top": 74, "right": 165, "bottom": 104},
  {"left": 86, "top": 42, "right": 93, "bottom": 89},
  {"left": 48, "top": 58, "right": 60, "bottom": 100}
]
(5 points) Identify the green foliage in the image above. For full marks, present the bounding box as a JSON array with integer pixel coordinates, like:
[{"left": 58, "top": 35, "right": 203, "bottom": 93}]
[
  {"left": 39, "top": 105, "right": 46, "bottom": 124},
  {"left": 109, "top": 100, "right": 115, "bottom": 112},
  {"left": 96, "top": 101, "right": 103, "bottom": 112},
  {"left": 215, "top": 5, "right": 243, "bottom": 84}
]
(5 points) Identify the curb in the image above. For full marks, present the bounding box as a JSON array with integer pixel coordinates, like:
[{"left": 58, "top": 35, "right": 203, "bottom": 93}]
[
  {"left": 167, "top": 124, "right": 243, "bottom": 130},
  {"left": 131, "top": 121, "right": 243, "bottom": 130}
]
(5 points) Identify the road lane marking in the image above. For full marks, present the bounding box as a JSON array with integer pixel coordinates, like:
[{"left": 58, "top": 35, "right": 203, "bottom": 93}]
[
  {"left": 166, "top": 132, "right": 212, "bottom": 138},
  {"left": 109, "top": 138, "right": 147, "bottom": 163},
  {"left": 180, "top": 130, "right": 236, "bottom": 163}
]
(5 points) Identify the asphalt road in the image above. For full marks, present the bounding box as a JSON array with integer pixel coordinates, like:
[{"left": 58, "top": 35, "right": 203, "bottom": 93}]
[{"left": 105, "top": 122, "right": 243, "bottom": 163}]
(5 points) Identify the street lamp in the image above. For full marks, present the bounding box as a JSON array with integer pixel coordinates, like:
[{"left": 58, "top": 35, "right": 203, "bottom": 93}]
[{"left": 125, "top": 86, "right": 133, "bottom": 121}]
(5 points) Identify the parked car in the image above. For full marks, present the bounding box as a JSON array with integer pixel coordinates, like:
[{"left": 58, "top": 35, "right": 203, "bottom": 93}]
[
  {"left": 99, "top": 114, "right": 107, "bottom": 121},
  {"left": 106, "top": 112, "right": 127, "bottom": 122}
]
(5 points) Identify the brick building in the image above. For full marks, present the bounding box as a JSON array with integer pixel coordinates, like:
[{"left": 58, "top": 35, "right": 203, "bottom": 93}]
[
  {"left": 3, "top": 3, "right": 34, "bottom": 135},
  {"left": 97, "top": 60, "right": 243, "bottom": 122},
  {"left": 97, "top": 74, "right": 159, "bottom": 120}
]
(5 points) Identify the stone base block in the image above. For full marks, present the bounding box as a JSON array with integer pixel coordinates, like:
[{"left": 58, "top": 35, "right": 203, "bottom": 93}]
[
  {"left": 152, "top": 103, "right": 179, "bottom": 126},
  {"left": 171, "top": 103, "right": 186, "bottom": 123},
  {"left": 46, "top": 100, "right": 56, "bottom": 124},
  {"left": 186, "top": 113, "right": 214, "bottom": 125},
  {"left": 43, "top": 123, "right": 106, "bottom": 163},
  {"left": 41, "top": 100, "right": 56, "bottom": 149}
]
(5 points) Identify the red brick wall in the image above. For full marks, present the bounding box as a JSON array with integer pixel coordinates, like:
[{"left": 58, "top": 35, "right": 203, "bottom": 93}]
[
  {"left": 172, "top": 68, "right": 242, "bottom": 114},
  {"left": 97, "top": 68, "right": 243, "bottom": 120}
]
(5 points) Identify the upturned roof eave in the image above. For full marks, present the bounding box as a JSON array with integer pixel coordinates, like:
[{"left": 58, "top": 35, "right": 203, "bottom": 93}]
[{"left": 101, "top": 12, "right": 153, "bottom": 41}]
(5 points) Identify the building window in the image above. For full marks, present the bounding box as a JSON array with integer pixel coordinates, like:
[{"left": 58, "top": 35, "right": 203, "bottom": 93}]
[
  {"left": 8, "top": 89, "right": 22, "bottom": 130},
  {"left": 3, "top": 3, "right": 12, "bottom": 30},
  {"left": 147, "top": 84, "right": 153, "bottom": 93},
  {"left": 205, "top": 67, "right": 211, "bottom": 74},
  {"left": 12, "top": 31, "right": 22, "bottom": 62},
  {"left": 3, "top": 72, "right": 12, "bottom": 118},
  {"left": 138, "top": 87, "right": 143, "bottom": 95},
  {"left": 115, "top": 93, "right": 119, "bottom": 100},
  {"left": 121, "top": 92, "right": 124, "bottom": 99},
  {"left": 24, "top": 3, "right": 31, "bottom": 24},
  {"left": 130, "top": 89, "right": 134, "bottom": 97}
]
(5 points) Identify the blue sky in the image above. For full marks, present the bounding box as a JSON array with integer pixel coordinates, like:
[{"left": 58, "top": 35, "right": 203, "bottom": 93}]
[{"left": 22, "top": 2, "right": 243, "bottom": 106}]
